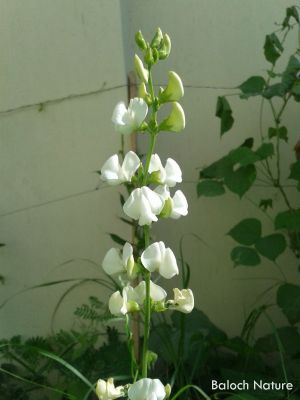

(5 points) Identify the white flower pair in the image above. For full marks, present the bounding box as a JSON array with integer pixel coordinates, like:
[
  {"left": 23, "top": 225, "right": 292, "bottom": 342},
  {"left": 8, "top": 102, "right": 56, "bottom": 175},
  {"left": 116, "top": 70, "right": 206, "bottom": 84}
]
[{"left": 96, "top": 378, "right": 166, "bottom": 400}]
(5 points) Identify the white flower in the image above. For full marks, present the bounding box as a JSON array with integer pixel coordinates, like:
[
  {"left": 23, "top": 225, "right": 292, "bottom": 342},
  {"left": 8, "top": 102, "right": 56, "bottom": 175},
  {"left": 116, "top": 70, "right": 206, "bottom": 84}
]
[
  {"left": 134, "top": 54, "right": 149, "bottom": 83},
  {"left": 168, "top": 288, "right": 194, "bottom": 314},
  {"left": 123, "top": 186, "right": 164, "bottom": 226},
  {"left": 160, "top": 71, "right": 184, "bottom": 103},
  {"left": 159, "top": 102, "right": 185, "bottom": 132},
  {"left": 141, "top": 241, "right": 179, "bottom": 279},
  {"left": 155, "top": 185, "right": 188, "bottom": 219},
  {"left": 112, "top": 97, "right": 148, "bottom": 135},
  {"left": 96, "top": 378, "right": 124, "bottom": 400},
  {"left": 134, "top": 280, "right": 167, "bottom": 303},
  {"left": 128, "top": 378, "right": 166, "bottom": 400},
  {"left": 149, "top": 154, "right": 182, "bottom": 187},
  {"left": 101, "top": 151, "right": 140, "bottom": 185},
  {"left": 102, "top": 242, "right": 134, "bottom": 277},
  {"left": 108, "top": 286, "right": 138, "bottom": 316}
]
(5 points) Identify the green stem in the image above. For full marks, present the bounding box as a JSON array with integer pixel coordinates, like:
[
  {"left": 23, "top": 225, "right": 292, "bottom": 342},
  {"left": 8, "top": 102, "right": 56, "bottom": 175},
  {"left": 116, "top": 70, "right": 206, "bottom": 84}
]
[{"left": 170, "top": 384, "right": 211, "bottom": 400}]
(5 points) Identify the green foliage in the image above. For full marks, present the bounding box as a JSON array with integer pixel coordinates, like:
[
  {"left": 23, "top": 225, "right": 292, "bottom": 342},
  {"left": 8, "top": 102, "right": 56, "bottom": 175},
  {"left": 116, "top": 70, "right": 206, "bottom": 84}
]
[
  {"left": 228, "top": 218, "right": 262, "bottom": 245},
  {"left": 216, "top": 96, "right": 234, "bottom": 136},
  {"left": 277, "top": 283, "right": 300, "bottom": 324},
  {"left": 231, "top": 246, "right": 261, "bottom": 267}
]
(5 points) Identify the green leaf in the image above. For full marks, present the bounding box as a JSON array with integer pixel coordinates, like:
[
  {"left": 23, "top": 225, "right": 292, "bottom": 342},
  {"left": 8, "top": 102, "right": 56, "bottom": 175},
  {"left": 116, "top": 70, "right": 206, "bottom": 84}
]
[
  {"left": 108, "top": 233, "right": 127, "bottom": 246},
  {"left": 264, "top": 33, "right": 283, "bottom": 65},
  {"left": 282, "top": 6, "right": 300, "bottom": 28},
  {"left": 255, "top": 142, "right": 274, "bottom": 159},
  {"left": 197, "top": 180, "right": 225, "bottom": 197},
  {"left": 259, "top": 199, "right": 273, "bottom": 211},
  {"left": 255, "top": 233, "right": 287, "bottom": 260},
  {"left": 200, "top": 156, "right": 233, "bottom": 179},
  {"left": 228, "top": 218, "right": 262, "bottom": 245},
  {"left": 0, "top": 243, "right": 5, "bottom": 247},
  {"left": 256, "top": 326, "right": 300, "bottom": 355},
  {"left": 239, "top": 76, "right": 266, "bottom": 98},
  {"left": 228, "top": 147, "right": 259, "bottom": 166},
  {"left": 281, "top": 55, "right": 300, "bottom": 91},
  {"left": 119, "top": 193, "right": 125, "bottom": 206},
  {"left": 268, "top": 126, "right": 288, "bottom": 142},
  {"left": 231, "top": 246, "right": 261, "bottom": 267},
  {"left": 263, "top": 82, "right": 286, "bottom": 99},
  {"left": 292, "top": 81, "right": 300, "bottom": 95},
  {"left": 275, "top": 209, "right": 300, "bottom": 230},
  {"left": 289, "top": 160, "right": 300, "bottom": 181},
  {"left": 224, "top": 164, "right": 256, "bottom": 197},
  {"left": 216, "top": 96, "right": 234, "bottom": 136},
  {"left": 277, "top": 283, "right": 300, "bottom": 324}
]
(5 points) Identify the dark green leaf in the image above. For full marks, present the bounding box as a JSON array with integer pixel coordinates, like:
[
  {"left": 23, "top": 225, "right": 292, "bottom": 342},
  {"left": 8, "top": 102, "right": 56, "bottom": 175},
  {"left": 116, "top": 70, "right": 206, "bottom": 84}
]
[
  {"left": 0, "top": 243, "right": 5, "bottom": 247},
  {"left": 259, "top": 199, "right": 273, "bottom": 211},
  {"left": 282, "top": 6, "right": 300, "bottom": 28},
  {"left": 275, "top": 209, "right": 300, "bottom": 230},
  {"left": 281, "top": 55, "right": 300, "bottom": 91},
  {"left": 200, "top": 156, "right": 233, "bottom": 179},
  {"left": 239, "top": 76, "right": 266, "bottom": 98},
  {"left": 224, "top": 164, "right": 256, "bottom": 197},
  {"left": 255, "top": 142, "right": 274, "bottom": 159},
  {"left": 231, "top": 246, "right": 261, "bottom": 267},
  {"left": 264, "top": 33, "right": 283, "bottom": 65},
  {"left": 228, "top": 147, "right": 259, "bottom": 166},
  {"left": 119, "top": 193, "right": 125, "bottom": 206},
  {"left": 108, "top": 233, "right": 127, "bottom": 246},
  {"left": 255, "top": 233, "right": 287, "bottom": 260},
  {"left": 289, "top": 160, "right": 300, "bottom": 181},
  {"left": 216, "top": 96, "right": 234, "bottom": 136},
  {"left": 240, "top": 138, "right": 254, "bottom": 148},
  {"left": 292, "top": 81, "right": 300, "bottom": 95},
  {"left": 263, "top": 83, "right": 286, "bottom": 99},
  {"left": 256, "top": 326, "right": 300, "bottom": 355},
  {"left": 197, "top": 180, "right": 225, "bottom": 197},
  {"left": 268, "top": 126, "right": 288, "bottom": 142},
  {"left": 228, "top": 218, "right": 262, "bottom": 245},
  {"left": 277, "top": 283, "right": 300, "bottom": 324}
]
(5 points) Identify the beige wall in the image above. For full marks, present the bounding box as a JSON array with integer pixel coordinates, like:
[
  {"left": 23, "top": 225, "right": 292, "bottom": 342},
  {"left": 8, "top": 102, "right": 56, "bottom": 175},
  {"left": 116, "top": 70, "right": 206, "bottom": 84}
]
[
  {"left": 122, "top": 0, "right": 300, "bottom": 335},
  {"left": 0, "top": 0, "right": 299, "bottom": 339}
]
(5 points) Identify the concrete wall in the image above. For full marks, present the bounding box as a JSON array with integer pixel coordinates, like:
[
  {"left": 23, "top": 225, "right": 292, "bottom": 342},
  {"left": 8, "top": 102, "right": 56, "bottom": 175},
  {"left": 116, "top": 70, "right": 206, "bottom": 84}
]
[{"left": 121, "top": 0, "right": 300, "bottom": 335}]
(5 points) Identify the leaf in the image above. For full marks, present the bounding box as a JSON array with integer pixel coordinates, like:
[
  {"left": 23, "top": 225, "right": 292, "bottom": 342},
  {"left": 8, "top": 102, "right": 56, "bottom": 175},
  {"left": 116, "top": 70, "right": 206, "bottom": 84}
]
[
  {"left": 292, "top": 81, "right": 300, "bottom": 95},
  {"left": 256, "top": 326, "right": 300, "bottom": 355},
  {"left": 268, "top": 126, "right": 288, "bottom": 142},
  {"left": 119, "top": 193, "right": 125, "bottom": 206},
  {"left": 0, "top": 243, "right": 5, "bottom": 247},
  {"left": 263, "top": 83, "right": 286, "bottom": 99},
  {"left": 255, "top": 233, "right": 287, "bottom": 261},
  {"left": 259, "top": 199, "right": 273, "bottom": 211},
  {"left": 275, "top": 209, "right": 300, "bottom": 230},
  {"left": 281, "top": 55, "right": 300, "bottom": 91},
  {"left": 282, "top": 6, "right": 300, "bottom": 28},
  {"left": 264, "top": 33, "right": 283, "bottom": 65},
  {"left": 224, "top": 164, "right": 256, "bottom": 197},
  {"left": 228, "top": 147, "right": 259, "bottom": 166},
  {"left": 255, "top": 142, "right": 274, "bottom": 160},
  {"left": 197, "top": 180, "right": 225, "bottom": 197},
  {"left": 277, "top": 283, "right": 300, "bottom": 324},
  {"left": 231, "top": 246, "right": 261, "bottom": 267},
  {"left": 239, "top": 76, "right": 266, "bottom": 98},
  {"left": 200, "top": 156, "right": 233, "bottom": 179},
  {"left": 289, "top": 160, "right": 300, "bottom": 181},
  {"left": 228, "top": 218, "right": 262, "bottom": 245},
  {"left": 216, "top": 96, "right": 234, "bottom": 136},
  {"left": 107, "top": 233, "right": 127, "bottom": 246}
]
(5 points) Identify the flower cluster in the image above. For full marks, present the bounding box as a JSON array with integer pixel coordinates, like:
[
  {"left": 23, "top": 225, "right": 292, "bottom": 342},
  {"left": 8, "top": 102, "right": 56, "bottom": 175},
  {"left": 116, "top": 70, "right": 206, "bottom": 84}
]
[{"left": 96, "top": 28, "right": 194, "bottom": 400}]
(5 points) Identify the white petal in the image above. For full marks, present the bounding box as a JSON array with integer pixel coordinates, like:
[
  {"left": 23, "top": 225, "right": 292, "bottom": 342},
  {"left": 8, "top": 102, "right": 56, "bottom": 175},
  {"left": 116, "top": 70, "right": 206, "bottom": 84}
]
[
  {"left": 149, "top": 154, "right": 166, "bottom": 183},
  {"left": 112, "top": 102, "right": 127, "bottom": 125},
  {"left": 160, "top": 248, "right": 179, "bottom": 279},
  {"left": 138, "top": 193, "right": 158, "bottom": 225},
  {"left": 122, "top": 151, "right": 140, "bottom": 181},
  {"left": 129, "top": 97, "right": 148, "bottom": 128},
  {"left": 151, "top": 380, "right": 166, "bottom": 400},
  {"left": 154, "top": 185, "right": 170, "bottom": 201},
  {"left": 123, "top": 285, "right": 138, "bottom": 302},
  {"left": 101, "top": 154, "right": 124, "bottom": 185},
  {"left": 122, "top": 242, "right": 133, "bottom": 266},
  {"left": 128, "top": 379, "right": 165, "bottom": 400},
  {"left": 123, "top": 189, "right": 142, "bottom": 220},
  {"left": 108, "top": 291, "right": 126, "bottom": 315},
  {"left": 102, "top": 248, "right": 124, "bottom": 275},
  {"left": 149, "top": 281, "right": 167, "bottom": 301},
  {"left": 141, "top": 187, "right": 164, "bottom": 215},
  {"left": 171, "top": 190, "right": 188, "bottom": 219},
  {"left": 141, "top": 242, "right": 164, "bottom": 272},
  {"left": 164, "top": 158, "right": 182, "bottom": 187}
]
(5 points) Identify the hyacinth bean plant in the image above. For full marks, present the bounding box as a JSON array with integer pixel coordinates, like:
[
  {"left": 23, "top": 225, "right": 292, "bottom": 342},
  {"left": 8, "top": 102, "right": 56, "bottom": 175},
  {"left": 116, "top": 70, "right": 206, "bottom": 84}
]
[{"left": 97, "top": 29, "right": 209, "bottom": 400}]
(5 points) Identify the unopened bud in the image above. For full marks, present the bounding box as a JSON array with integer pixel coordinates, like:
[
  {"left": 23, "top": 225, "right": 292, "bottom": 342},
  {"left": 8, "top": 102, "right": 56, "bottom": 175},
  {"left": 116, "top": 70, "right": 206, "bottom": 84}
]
[
  {"left": 164, "top": 384, "right": 172, "bottom": 399},
  {"left": 144, "top": 47, "right": 155, "bottom": 66},
  {"left": 151, "top": 28, "right": 163, "bottom": 48},
  {"left": 139, "top": 83, "right": 152, "bottom": 105},
  {"left": 135, "top": 30, "right": 147, "bottom": 50},
  {"left": 159, "top": 102, "right": 185, "bottom": 133},
  {"left": 159, "top": 71, "right": 184, "bottom": 103},
  {"left": 159, "top": 34, "right": 171, "bottom": 60},
  {"left": 134, "top": 54, "right": 149, "bottom": 83}
]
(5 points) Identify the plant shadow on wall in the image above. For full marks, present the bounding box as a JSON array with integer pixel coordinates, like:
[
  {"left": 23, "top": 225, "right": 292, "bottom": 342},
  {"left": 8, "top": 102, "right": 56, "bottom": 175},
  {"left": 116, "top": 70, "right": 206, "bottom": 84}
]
[{"left": 1, "top": 7, "right": 300, "bottom": 400}]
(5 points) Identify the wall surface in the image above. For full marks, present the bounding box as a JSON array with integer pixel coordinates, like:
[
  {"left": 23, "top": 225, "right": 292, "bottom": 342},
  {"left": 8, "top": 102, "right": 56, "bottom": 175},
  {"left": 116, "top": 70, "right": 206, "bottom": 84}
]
[
  {"left": 0, "top": 0, "right": 130, "bottom": 337},
  {"left": 0, "top": 0, "right": 299, "bottom": 339},
  {"left": 121, "top": 0, "right": 300, "bottom": 335}
]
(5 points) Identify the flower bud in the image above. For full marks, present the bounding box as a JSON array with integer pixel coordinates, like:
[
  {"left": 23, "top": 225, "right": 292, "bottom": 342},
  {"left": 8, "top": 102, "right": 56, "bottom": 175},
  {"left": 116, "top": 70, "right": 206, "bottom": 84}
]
[
  {"left": 151, "top": 28, "right": 163, "bottom": 48},
  {"left": 159, "top": 102, "right": 185, "bottom": 132},
  {"left": 147, "top": 350, "right": 158, "bottom": 368},
  {"left": 134, "top": 55, "right": 149, "bottom": 83},
  {"left": 153, "top": 300, "right": 167, "bottom": 312},
  {"left": 135, "top": 30, "right": 147, "bottom": 50},
  {"left": 159, "top": 71, "right": 184, "bottom": 103},
  {"left": 127, "top": 300, "right": 140, "bottom": 313},
  {"left": 159, "top": 34, "right": 171, "bottom": 60},
  {"left": 139, "top": 83, "right": 152, "bottom": 105},
  {"left": 144, "top": 47, "right": 155, "bottom": 66},
  {"left": 165, "top": 384, "right": 172, "bottom": 399}
]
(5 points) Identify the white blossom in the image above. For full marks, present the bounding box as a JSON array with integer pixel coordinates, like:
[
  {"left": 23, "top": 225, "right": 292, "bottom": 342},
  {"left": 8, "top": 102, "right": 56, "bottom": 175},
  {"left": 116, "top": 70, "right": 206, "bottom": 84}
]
[
  {"left": 134, "top": 280, "right": 167, "bottom": 303},
  {"left": 141, "top": 241, "right": 179, "bottom": 279},
  {"left": 112, "top": 97, "right": 148, "bottom": 135},
  {"left": 101, "top": 151, "right": 140, "bottom": 185},
  {"left": 128, "top": 379, "right": 166, "bottom": 400},
  {"left": 149, "top": 154, "right": 182, "bottom": 187},
  {"left": 155, "top": 185, "right": 188, "bottom": 219},
  {"left": 108, "top": 286, "right": 138, "bottom": 316},
  {"left": 123, "top": 186, "right": 164, "bottom": 226},
  {"left": 96, "top": 378, "right": 124, "bottom": 400},
  {"left": 102, "top": 242, "right": 134, "bottom": 277},
  {"left": 168, "top": 288, "right": 194, "bottom": 314}
]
